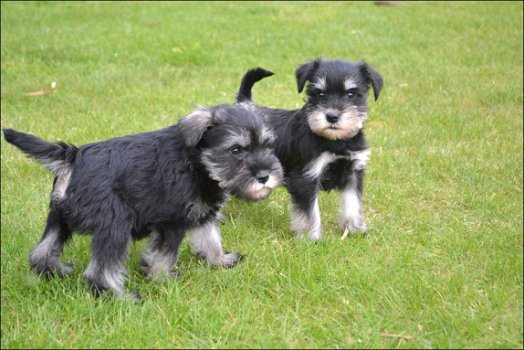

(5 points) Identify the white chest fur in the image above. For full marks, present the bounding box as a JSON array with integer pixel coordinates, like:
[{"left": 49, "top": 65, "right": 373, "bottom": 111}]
[{"left": 304, "top": 149, "right": 371, "bottom": 180}]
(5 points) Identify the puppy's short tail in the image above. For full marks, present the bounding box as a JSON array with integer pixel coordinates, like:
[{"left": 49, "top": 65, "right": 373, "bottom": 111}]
[
  {"left": 3, "top": 128, "right": 77, "bottom": 174},
  {"left": 236, "top": 67, "right": 274, "bottom": 103}
]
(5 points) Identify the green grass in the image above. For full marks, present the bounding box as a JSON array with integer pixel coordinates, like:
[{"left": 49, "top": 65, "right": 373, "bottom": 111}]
[{"left": 1, "top": 1, "right": 522, "bottom": 348}]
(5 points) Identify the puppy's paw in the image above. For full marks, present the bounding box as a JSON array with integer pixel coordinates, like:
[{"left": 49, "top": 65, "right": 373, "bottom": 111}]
[
  {"left": 293, "top": 228, "right": 322, "bottom": 241},
  {"left": 31, "top": 261, "right": 74, "bottom": 278},
  {"left": 59, "top": 263, "right": 74, "bottom": 276},
  {"left": 308, "top": 228, "right": 322, "bottom": 241},
  {"left": 139, "top": 261, "right": 180, "bottom": 280},
  {"left": 168, "top": 270, "right": 181, "bottom": 279},
  {"left": 339, "top": 216, "right": 368, "bottom": 236},
  {"left": 292, "top": 229, "right": 305, "bottom": 239},
  {"left": 216, "top": 211, "right": 227, "bottom": 224},
  {"left": 126, "top": 291, "right": 142, "bottom": 303},
  {"left": 219, "top": 252, "right": 244, "bottom": 268},
  {"left": 138, "top": 259, "right": 151, "bottom": 276}
]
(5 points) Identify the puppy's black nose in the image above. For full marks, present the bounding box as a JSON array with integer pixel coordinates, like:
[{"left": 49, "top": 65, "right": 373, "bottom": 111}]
[
  {"left": 326, "top": 113, "right": 339, "bottom": 124},
  {"left": 256, "top": 171, "right": 270, "bottom": 184}
]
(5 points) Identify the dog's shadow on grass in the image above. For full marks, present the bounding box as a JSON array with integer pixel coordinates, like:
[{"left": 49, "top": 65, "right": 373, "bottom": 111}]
[
  {"left": 221, "top": 188, "right": 373, "bottom": 242},
  {"left": 221, "top": 188, "right": 290, "bottom": 240}
]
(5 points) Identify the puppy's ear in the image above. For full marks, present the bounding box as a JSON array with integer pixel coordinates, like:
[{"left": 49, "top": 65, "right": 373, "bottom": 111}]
[
  {"left": 360, "top": 62, "right": 383, "bottom": 101},
  {"left": 295, "top": 59, "right": 320, "bottom": 93},
  {"left": 178, "top": 108, "right": 213, "bottom": 148}
]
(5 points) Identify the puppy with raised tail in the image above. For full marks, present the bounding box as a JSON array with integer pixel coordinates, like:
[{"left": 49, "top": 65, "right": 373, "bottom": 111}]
[
  {"left": 236, "top": 59, "right": 383, "bottom": 241},
  {"left": 3, "top": 103, "right": 283, "bottom": 301}
]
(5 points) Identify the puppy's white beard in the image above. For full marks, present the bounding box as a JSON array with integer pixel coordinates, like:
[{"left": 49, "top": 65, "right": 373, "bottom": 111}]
[
  {"left": 264, "top": 174, "right": 280, "bottom": 189},
  {"left": 243, "top": 175, "right": 279, "bottom": 200},
  {"left": 307, "top": 107, "right": 367, "bottom": 140}
]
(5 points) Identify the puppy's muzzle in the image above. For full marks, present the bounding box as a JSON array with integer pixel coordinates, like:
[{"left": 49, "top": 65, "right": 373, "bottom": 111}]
[
  {"left": 326, "top": 112, "right": 339, "bottom": 124},
  {"left": 256, "top": 170, "right": 270, "bottom": 184}
]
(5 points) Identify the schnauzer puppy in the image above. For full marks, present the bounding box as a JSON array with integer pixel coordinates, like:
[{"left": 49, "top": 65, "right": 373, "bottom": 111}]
[
  {"left": 236, "top": 58, "right": 383, "bottom": 241},
  {"left": 3, "top": 103, "right": 283, "bottom": 301}
]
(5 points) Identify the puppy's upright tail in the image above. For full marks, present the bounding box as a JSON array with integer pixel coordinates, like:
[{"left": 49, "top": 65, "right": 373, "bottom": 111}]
[
  {"left": 3, "top": 128, "right": 77, "bottom": 174},
  {"left": 236, "top": 67, "right": 274, "bottom": 103}
]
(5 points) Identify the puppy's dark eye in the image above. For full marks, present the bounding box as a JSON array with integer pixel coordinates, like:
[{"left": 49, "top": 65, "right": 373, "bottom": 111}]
[
  {"left": 347, "top": 89, "right": 357, "bottom": 98},
  {"left": 230, "top": 147, "right": 242, "bottom": 155},
  {"left": 317, "top": 92, "right": 326, "bottom": 98}
]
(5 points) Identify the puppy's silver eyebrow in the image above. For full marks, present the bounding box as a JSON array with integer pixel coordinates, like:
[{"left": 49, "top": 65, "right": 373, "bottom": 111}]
[
  {"left": 222, "top": 128, "right": 251, "bottom": 148},
  {"left": 344, "top": 78, "right": 357, "bottom": 90},
  {"left": 259, "top": 126, "right": 275, "bottom": 144},
  {"left": 310, "top": 76, "right": 327, "bottom": 90}
]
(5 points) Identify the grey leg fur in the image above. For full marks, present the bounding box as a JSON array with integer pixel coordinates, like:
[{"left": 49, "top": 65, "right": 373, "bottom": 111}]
[
  {"left": 140, "top": 228, "right": 184, "bottom": 279},
  {"left": 29, "top": 208, "right": 73, "bottom": 277},
  {"left": 83, "top": 206, "right": 139, "bottom": 301},
  {"left": 339, "top": 172, "right": 367, "bottom": 233},
  {"left": 186, "top": 220, "right": 242, "bottom": 268},
  {"left": 291, "top": 195, "right": 322, "bottom": 241}
]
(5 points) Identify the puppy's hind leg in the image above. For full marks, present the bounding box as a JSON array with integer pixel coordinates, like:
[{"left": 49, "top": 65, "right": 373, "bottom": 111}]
[
  {"left": 83, "top": 204, "right": 138, "bottom": 302},
  {"left": 140, "top": 227, "right": 185, "bottom": 279},
  {"left": 29, "top": 205, "right": 73, "bottom": 277},
  {"left": 186, "top": 220, "right": 243, "bottom": 268}
]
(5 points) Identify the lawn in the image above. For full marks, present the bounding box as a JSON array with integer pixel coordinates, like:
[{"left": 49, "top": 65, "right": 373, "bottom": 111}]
[{"left": 1, "top": 1, "right": 522, "bottom": 348}]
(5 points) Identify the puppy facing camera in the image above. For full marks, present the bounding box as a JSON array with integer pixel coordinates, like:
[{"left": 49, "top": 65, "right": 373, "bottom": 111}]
[
  {"left": 3, "top": 103, "right": 283, "bottom": 301},
  {"left": 296, "top": 59, "right": 382, "bottom": 141},
  {"left": 237, "top": 58, "right": 383, "bottom": 241}
]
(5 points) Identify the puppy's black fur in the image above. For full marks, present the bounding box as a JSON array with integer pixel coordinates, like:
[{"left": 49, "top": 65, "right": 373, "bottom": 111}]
[
  {"left": 236, "top": 58, "right": 383, "bottom": 240},
  {"left": 237, "top": 68, "right": 274, "bottom": 103},
  {"left": 3, "top": 104, "right": 283, "bottom": 300}
]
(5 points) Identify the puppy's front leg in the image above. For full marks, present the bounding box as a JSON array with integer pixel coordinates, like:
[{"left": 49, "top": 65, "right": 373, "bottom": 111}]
[
  {"left": 339, "top": 149, "right": 370, "bottom": 234},
  {"left": 339, "top": 169, "right": 367, "bottom": 234},
  {"left": 186, "top": 220, "right": 242, "bottom": 268},
  {"left": 288, "top": 175, "right": 322, "bottom": 241}
]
